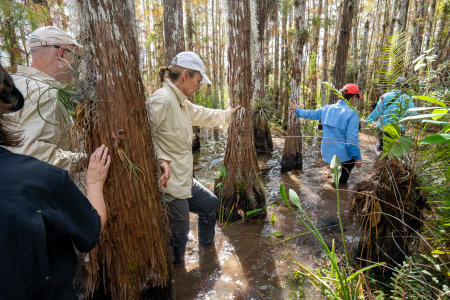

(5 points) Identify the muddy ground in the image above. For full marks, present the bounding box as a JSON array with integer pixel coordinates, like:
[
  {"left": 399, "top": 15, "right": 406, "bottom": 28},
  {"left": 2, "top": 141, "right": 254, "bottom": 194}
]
[{"left": 172, "top": 128, "right": 378, "bottom": 299}]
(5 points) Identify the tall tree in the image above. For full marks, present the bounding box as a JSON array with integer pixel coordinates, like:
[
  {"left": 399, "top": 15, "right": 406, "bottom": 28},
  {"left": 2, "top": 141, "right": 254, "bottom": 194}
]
[
  {"left": 252, "top": 0, "right": 273, "bottom": 153},
  {"left": 310, "top": 0, "right": 323, "bottom": 107},
  {"left": 412, "top": 0, "right": 427, "bottom": 60},
  {"left": 76, "top": 0, "right": 171, "bottom": 298},
  {"left": 215, "top": 0, "right": 265, "bottom": 220},
  {"left": 162, "top": 0, "right": 185, "bottom": 65},
  {"left": 272, "top": 0, "right": 281, "bottom": 116},
  {"left": 357, "top": 20, "right": 369, "bottom": 89},
  {"left": 396, "top": 0, "right": 410, "bottom": 32},
  {"left": 321, "top": 0, "right": 329, "bottom": 106},
  {"left": 424, "top": 0, "right": 437, "bottom": 51},
  {"left": 332, "top": 0, "right": 354, "bottom": 100},
  {"left": 280, "top": 0, "right": 307, "bottom": 172}
]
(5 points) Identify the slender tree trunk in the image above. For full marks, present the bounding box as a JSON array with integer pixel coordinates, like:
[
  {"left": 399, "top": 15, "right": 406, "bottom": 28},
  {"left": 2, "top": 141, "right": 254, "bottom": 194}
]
[
  {"left": 252, "top": 0, "right": 273, "bottom": 154},
  {"left": 281, "top": 0, "right": 306, "bottom": 172},
  {"left": 273, "top": 0, "right": 281, "bottom": 117},
  {"left": 278, "top": 3, "right": 288, "bottom": 121},
  {"left": 282, "top": 8, "right": 292, "bottom": 126},
  {"left": 351, "top": 0, "right": 359, "bottom": 66},
  {"left": 388, "top": 0, "right": 400, "bottom": 37},
  {"left": 321, "top": 0, "right": 329, "bottom": 106},
  {"left": 186, "top": 0, "right": 194, "bottom": 51},
  {"left": 76, "top": 1, "right": 171, "bottom": 299},
  {"left": 434, "top": 1, "right": 449, "bottom": 67},
  {"left": 332, "top": 0, "right": 354, "bottom": 101},
  {"left": 424, "top": 0, "right": 437, "bottom": 51},
  {"left": 162, "top": 0, "right": 185, "bottom": 65},
  {"left": 397, "top": 0, "right": 410, "bottom": 32},
  {"left": 215, "top": 0, "right": 265, "bottom": 222},
  {"left": 357, "top": 20, "right": 369, "bottom": 90},
  {"left": 412, "top": 0, "right": 427, "bottom": 60},
  {"left": 310, "top": 0, "right": 323, "bottom": 107}
]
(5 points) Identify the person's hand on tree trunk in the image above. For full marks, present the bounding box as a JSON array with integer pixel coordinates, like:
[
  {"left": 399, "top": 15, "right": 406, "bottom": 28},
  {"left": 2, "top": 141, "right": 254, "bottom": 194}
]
[
  {"left": 229, "top": 104, "right": 241, "bottom": 114},
  {"left": 158, "top": 159, "right": 170, "bottom": 188},
  {"left": 355, "top": 160, "right": 362, "bottom": 168},
  {"left": 290, "top": 101, "right": 301, "bottom": 111}
]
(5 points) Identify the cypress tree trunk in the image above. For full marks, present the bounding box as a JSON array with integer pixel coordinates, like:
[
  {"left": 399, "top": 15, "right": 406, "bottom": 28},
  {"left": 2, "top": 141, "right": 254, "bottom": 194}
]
[
  {"left": 273, "top": 0, "right": 281, "bottom": 117},
  {"left": 310, "top": 0, "right": 323, "bottom": 107},
  {"left": 280, "top": 0, "right": 306, "bottom": 173},
  {"left": 215, "top": 0, "right": 265, "bottom": 222},
  {"left": 397, "top": 0, "right": 410, "bottom": 32},
  {"left": 424, "top": 0, "right": 437, "bottom": 51},
  {"left": 357, "top": 20, "right": 369, "bottom": 90},
  {"left": 321, "top": 0, "right": 329, "bottom": 107},
  {"left": 76, "top": 1, "right": 171, "bottom": 298},
  {"left": 332, "top": 0, "right": 354, "bottom": 102},
  {"left": 412, "top": 0, "right": 427, "bottom": 60},
  {"left": 162, "top": 0, "right": 185, "bottom": 65},
  {"left": 252, "top": 0, "right": 273, "bottom": 154}
]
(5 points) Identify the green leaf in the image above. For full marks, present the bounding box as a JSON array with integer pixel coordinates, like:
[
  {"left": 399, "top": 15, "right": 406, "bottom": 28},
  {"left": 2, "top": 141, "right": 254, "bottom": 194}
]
[
  {"left": 220, "top": 165, "right": 227, "bottom": 178},
  {"left": 445, "top": 167, "right": 450, "bottom": 181},
  {"left": 330, "top": 155, "right": 342, "bottom": 184},
  {"left": 400, "top": 112, "right": 448, "bottom": 122},
  {"left": 270, "top": 214, "right": 276, "bottom": 223},
  {"left": 391, "top": 141, "right": 404, "bottom": 157},
  {"left": 414, "top": 62, "right": 426, "bottom": 71},
  {"left": 288, "top": 189, "right": 302, "bottom": 209},
  {"left": 420, "top": 134, "right": 450, "bottom": 145},
  {"left": 274, "top": 233, "right": 284, "bottom": 237},
  {"left": 407, "top": 106, "right": 443, "bottom": 112},
  {"left": 280, "top": 184, "right": 288, "bottom": 206},
  {"left": 431, "top": 249, "right": 446, "bottom": 255},
  {"left": 421, "top": 120, "right": 450, "bottom": 126},
  {"left": 413, "top": 95, "right": 447, "bottom": 107},
  {"left": 246, "top": 208, "right": 264, "bottom": 216},
  {"left": 431, "top": 109, "right": 448, "bottom": 120}
]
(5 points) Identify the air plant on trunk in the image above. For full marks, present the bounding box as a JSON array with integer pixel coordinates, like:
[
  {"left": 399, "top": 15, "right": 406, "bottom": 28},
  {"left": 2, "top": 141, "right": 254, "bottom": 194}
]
[{"left": 76, "top": 1, "right": 172, "bottom": 299}]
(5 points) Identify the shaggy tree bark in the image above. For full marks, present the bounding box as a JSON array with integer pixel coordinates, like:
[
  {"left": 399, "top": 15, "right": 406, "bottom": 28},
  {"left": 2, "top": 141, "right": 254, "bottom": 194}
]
[
  {"left": 434, "top": 1, "right": 449, "bottom": 67},
  {"left": 320, "top": 0, "right": 329, "bottom": 107},
  {"left": 252, "top": 0, "right": 273, "bottom": 154},
  {"left": 357, "top": 20, "right": 369, "bottom": 90},
  {"left": 388, "top": 0, "right": 400, "bottom": 37},
  {"left": 332, "top": 0, "right": 354, "bottom": 101},
  {"left": 76, "top": 1, "right": 171, "bottom": 299},
  {"left": 280, "top": 0, "right": 306, "bottom": 172},
  {"left": 162, "top": 0, "right": 185, "bottom": 65},
  {"left": 278, "top": 2, "right": 288, "bottom": 121},
  {"left": 215, "top": 0, "right": 265, "bottom": 221}
]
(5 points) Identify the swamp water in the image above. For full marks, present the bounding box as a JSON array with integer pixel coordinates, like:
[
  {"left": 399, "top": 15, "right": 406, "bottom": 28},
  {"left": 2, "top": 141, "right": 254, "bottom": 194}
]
[{"left": 172, "top": 129, "right": 378, "bottom": 299}]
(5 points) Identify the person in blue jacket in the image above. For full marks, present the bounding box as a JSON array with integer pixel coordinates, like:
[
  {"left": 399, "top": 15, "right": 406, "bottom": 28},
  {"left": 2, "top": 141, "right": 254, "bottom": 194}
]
[
  {"left": 290, "top": 83, "right": 363, "bottom": 185},
  {"left": 365, "top": 77, "right": 414, "bottom": 151}
]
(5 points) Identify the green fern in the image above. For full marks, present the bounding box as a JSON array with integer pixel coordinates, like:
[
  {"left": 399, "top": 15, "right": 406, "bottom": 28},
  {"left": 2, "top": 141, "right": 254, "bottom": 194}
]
[{"left": 375, "top": 32, "right": 412, "bottom": 94}]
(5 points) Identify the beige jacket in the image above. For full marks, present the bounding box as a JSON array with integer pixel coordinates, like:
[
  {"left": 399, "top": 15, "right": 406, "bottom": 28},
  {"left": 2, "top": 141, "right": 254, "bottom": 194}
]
[
  {"left": 146, "top": 79, "right": 231, "bottom": 199},
  {"left": 6, "top": 65, "right": 81, "bottom": 175}
]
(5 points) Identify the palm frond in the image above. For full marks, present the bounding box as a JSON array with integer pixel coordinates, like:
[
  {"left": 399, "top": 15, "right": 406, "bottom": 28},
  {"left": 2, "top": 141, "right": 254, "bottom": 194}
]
[{"left": 375, "top": 32, "right": 412, "bottom": 94}]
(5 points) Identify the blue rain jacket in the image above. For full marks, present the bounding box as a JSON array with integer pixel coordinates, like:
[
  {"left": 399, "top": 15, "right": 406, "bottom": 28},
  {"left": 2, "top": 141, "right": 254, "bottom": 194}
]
[
  {"left": 295, "top": 100, "right": 361, "bottom": 163},
  {"left": 366, "top": 89, "right": 414, "bottom": 131}
]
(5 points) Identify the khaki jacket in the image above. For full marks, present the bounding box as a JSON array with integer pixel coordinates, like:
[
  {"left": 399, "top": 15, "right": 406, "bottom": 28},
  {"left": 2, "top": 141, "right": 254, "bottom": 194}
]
[
  {"left": 6, "top": 65, "right": 81, "bottom": 175},
  {"left": 146, "top": 79, "right": 231, "bottom": 199}
]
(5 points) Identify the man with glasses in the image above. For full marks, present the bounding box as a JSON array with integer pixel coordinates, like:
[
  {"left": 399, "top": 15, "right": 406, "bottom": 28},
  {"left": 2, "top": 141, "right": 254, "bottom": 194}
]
[{"left": 7, "top": 26, "right": 85, "bottom": 176}]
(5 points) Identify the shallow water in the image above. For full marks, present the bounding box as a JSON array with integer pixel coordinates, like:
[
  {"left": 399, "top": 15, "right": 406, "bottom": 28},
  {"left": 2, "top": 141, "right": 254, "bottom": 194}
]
[{"left": 172, "top": 128, "right": 378, "bottom": 299}]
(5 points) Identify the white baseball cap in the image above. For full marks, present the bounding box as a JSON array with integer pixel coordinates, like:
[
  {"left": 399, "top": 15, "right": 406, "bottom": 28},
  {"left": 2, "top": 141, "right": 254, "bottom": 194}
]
[
  {"left": 171, "top": 51, "right": 212, "bottom": 85},
  {"left": 28, "top": 26, "right": 82, "bottom": 48}
]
